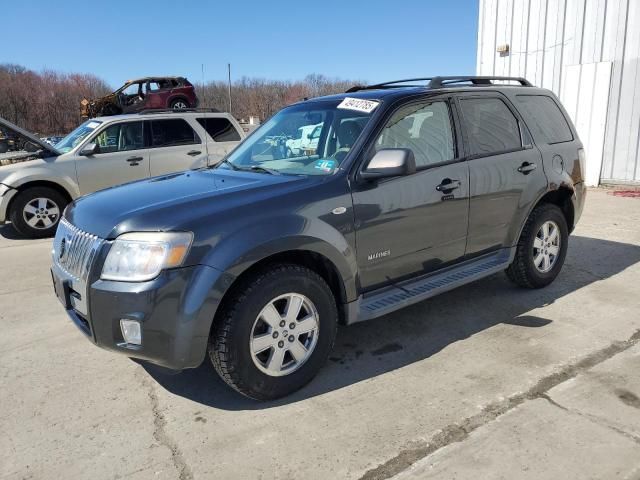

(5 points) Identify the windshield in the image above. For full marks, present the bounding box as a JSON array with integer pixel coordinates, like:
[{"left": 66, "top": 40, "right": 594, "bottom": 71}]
[
  {"left": 219, "top": 99, "right": 378, "bottom": 176},
  {"left": 56, "top": 120, "right": 102, "bottom": 153}
]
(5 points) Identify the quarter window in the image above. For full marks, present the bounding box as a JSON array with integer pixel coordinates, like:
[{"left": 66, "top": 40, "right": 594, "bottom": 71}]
[
  {"left": 150, "top": 119, "right": 200, "bottom": 147},
  {"left": 515, "top": 95, "right": 573, "bottom": 144},
  {"left": 459, "top": 98, "right": 522, "bottom": 155},
  {"left": 196, "top": 117, "right": 241, "bottom": 142},
  {"left": 92, "top": 122, "right": 144, "bottom": 153},
  {"left": 376, "top": 101, "right": 455, "bottom": 167}
]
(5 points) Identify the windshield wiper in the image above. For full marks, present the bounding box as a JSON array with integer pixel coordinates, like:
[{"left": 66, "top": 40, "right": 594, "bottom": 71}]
[
  {"left": 247, "top": 165, "right": 281, "bottom": 175},
  {"left": 215, "top": 159, "right": 281, "bottom": 175}
]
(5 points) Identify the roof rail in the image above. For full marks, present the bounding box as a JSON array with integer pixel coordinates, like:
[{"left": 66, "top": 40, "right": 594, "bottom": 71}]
[
  {"left": 345, "top": 76, "right": 532, "bottom": 93},
  {"left": 346, "top": 78, "right": 434, "bottom": 92},
  {"left": 138, "top": 107, "right": 221, "bottom": 115},
  {"left": 428, "top": 76, "right": 533, "bottom": 88}
]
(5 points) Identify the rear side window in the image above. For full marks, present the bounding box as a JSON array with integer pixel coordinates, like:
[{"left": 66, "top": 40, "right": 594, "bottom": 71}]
[
  {"left": 459, "top": 98, "right": 522, "bottom": 155},
  {"left": 196, "top": 117, "right": 241, "bottom": 142},
  {"left": 515, "top": 95, "right": 573, "bottom": 144},
  {"left": 149, "top": 119, "right": 200, "bottom": 147}
]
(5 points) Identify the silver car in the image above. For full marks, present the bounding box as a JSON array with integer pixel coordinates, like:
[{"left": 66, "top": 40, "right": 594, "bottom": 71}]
[{"left": 0, "top": 111, "right": 245, "bottom": 238}]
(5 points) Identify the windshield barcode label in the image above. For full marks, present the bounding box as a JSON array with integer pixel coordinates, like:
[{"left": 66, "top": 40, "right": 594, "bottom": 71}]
[{"left": 337, "top": 97, "right": 380, "bottom": 113}]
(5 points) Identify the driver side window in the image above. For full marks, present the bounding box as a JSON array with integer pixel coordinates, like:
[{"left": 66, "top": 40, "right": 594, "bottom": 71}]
[
  {"left": 376, "top": 101, "right": 455, "bottom": 168},
  {"left": 92, "top": 122, "right": 144, "bottom": 154}
]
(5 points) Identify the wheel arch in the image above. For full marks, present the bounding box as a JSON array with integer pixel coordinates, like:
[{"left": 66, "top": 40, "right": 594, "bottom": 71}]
[
  {"left": 213, "top": 248, "right": 351, "bottom": 330},
  {"left": 536, "top": 187, "right": 575, "bottom": 232},
  {"left": 515, "top": 185, "right": 576, "bottom": 244},
  {"left": 7, "top": 180, "right": 74, "bottom": 216},
  {"left": 169, "top": 95, "right": 190, "bottom": 108}
]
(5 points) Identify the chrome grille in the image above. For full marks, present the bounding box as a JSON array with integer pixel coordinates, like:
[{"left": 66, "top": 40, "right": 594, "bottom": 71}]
[{"left": 52, "top": 218, "right": 103, "bottom": 281}]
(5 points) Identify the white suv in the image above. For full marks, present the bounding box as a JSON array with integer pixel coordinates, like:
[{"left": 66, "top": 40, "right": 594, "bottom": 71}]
[{"left": 0, "top": 111, "right": 245, "bottom": 238}]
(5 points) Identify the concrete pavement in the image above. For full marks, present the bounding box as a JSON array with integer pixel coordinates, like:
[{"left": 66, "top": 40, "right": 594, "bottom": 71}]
[{"left": 1, "top": 188, "right": 640, "bottom": 479}]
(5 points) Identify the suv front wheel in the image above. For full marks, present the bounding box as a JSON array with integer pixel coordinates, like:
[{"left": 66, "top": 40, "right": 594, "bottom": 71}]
[
  {"left": 9, "top": 186, "right": 67, "bottom": 238},
  {"left": 209, "top": 264, "right": 338, "bottom": 400},
  {"left": 506, "top": 203, "right": 569, "bottom": 289}
]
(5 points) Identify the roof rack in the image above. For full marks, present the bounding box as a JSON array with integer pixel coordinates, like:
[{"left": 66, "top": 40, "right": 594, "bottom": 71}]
[
  {"left": 345, "top": 76, "right": 532, "bottom": 93},
  {"left": 428, "top": 76, "right": 532, "bottom": 88},
  {"left": 138, "top": 107, "right": 220, "bottom": 115}
]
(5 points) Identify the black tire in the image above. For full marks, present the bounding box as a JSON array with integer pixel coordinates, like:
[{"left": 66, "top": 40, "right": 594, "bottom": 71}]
[
  {"left": 170, "top": 98, "right": 190, "bottom": 110},
  {"left": 0, "top": 141, "right": 8, "bottom": 153},
  {"left": 9, "top": 187, "right": 67, "bottom": 238},
  {"left": 209, "top": 264, "right": 338, "bottom": 400},
  {"left": 506, "top": 203, "right": 569, "bottom": 289}
]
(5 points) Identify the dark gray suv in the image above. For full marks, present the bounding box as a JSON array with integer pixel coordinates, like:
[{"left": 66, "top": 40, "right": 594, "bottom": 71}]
[{"left": 51, "top": 76, "right": 586, "bottom": 400}]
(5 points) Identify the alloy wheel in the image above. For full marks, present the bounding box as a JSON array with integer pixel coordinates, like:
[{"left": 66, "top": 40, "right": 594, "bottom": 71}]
[
  {"left": 533, "top": 220, "right": 561, "bottom": 273},
  {"left": 22, "top": 197, "right": 60, "bottom": 230},
  {"left": 249, "top": 293, "right": 320, "bottom": 377}
]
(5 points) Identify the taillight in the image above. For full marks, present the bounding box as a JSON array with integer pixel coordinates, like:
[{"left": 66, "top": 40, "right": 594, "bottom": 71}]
[{"left": 578, "top": 148, "right": 586, "bottom": 180}]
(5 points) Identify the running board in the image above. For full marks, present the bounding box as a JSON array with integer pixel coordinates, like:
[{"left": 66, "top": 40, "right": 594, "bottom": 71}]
[{"left": 349, "top": 249, "right": 514, "bottom": 324}]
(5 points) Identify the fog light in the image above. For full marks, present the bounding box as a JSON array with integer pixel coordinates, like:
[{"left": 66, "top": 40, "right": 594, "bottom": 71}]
[{"left": 120, "top": 319, "right": 142, "bottom": 345}]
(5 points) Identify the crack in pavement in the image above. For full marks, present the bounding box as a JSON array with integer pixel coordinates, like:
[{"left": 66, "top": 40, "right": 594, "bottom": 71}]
[
  {"left": 138, "top": 370, "right": 193, "bottom": 480},
  {"left": 540, "top": 394, "right": 640, "bottom": 446},
  {"left": 359, "top": 329, "right": 640, "bottom": 480}
]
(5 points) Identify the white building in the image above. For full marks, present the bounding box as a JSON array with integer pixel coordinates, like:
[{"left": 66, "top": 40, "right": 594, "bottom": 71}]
[{"left": 477, "top": 0, "right": 640, "bottom": 186}]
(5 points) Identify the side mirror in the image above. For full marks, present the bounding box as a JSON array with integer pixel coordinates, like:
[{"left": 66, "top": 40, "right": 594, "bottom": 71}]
[
  {"left": 360, "top": 148, "right": 416, "bottom": 180},
  {"left": 80, "top": 143, "right": 98, "bottom": 156}
]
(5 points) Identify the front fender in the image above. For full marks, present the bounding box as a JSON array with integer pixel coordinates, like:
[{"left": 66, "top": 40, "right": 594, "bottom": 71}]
[
  {"left": 199, "top": 214, "right": 359, "bottom": 302},
  {"left": 2, "top": 168, "right": 80, "bottom": 199}
]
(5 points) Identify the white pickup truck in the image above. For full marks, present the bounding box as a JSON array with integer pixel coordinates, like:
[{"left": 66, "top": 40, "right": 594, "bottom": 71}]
[{"left": 0, "top": 111, "right": 245, "bottom": 238}]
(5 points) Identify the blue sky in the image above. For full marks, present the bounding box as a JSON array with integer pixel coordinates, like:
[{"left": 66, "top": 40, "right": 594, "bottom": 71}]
[{"left": 3, "top": 0, "right": 479, "bottom": 88}]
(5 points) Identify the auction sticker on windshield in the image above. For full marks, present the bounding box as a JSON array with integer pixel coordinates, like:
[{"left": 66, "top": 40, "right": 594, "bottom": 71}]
[{"left": 337, "top": 97, "right": 380, "bottom": 113}]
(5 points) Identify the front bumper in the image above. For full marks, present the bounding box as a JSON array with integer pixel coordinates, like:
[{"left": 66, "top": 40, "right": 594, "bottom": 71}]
[
  {"left": 0, "top": 184, "right": 17, "bottom": 223},
  {"left": 52, "top": 261, "right": 232, "bottom": 370}
]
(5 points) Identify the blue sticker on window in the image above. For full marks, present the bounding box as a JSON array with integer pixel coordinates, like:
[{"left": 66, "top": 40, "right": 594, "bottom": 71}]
[{"left": 314, "top": 160, "right": 336, "bottom": 172}]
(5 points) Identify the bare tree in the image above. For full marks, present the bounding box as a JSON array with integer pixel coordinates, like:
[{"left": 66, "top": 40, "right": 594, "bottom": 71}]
[
  {"left": 0, "top": 65, "right": 363, "bottom": 134},
  {"left": 200, "top": 73, "right": 364, "bottom": 122},
  {"left": 0, "top": 64, "right": 110, "bottom": 135}
]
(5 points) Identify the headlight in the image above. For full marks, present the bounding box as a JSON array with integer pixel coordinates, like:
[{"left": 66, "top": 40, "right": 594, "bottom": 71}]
[{"left": 101, "top": 232, "right": 193, "bottom": 282}]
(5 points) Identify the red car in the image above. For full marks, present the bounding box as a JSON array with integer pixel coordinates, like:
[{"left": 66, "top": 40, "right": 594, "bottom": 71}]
[{"left": 81, "top": 76, "right": 199, "bottom": 118}]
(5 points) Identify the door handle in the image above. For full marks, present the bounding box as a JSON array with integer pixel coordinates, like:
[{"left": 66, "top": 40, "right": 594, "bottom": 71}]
[
  {"left": 187, "top": 150, "right": 201, "bottom": 156},
  {"left": 517, "top": 162, "right": 537, "bottom": 174},
  {"left": 436, "top": 178, "right": 461, "bottom": 192},
  {"left": 126, "top": 156, "right": 143, "bottom": 166}
]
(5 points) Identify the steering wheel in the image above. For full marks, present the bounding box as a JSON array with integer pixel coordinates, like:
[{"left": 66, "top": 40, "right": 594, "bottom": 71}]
[{"left": 331, "top": 147, "right": 350, "bottom": 161}]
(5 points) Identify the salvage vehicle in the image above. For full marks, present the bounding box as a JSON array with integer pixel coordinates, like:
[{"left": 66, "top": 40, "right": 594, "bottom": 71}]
[
  {"left": 0, "top": 128, "right": 39, "bottom": 153},
  {"left": 50, "top": 76, "right": 586, "bottom": 400},
  {"left": 285, "top": 123, "right": 322, "bottom": 157},
  {"left": 81, "top": 77, "right": 199, "bottom": 118},
  {"left": 0, "top": 110, "right": 244, "bottom": 237}
]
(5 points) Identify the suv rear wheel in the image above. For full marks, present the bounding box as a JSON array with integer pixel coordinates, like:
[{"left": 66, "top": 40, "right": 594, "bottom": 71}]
[
  {"left": 506, "top": 203, "right": 569, "bottom": 288},
  {"left": 170, "top": 98, "right": 189, "bottom": 110},
  {"left": 9, "top": 186, "right": 67, "bottom": 238},
  {"left": 209, "top": 264, "right": 338, "bottom": 400}
]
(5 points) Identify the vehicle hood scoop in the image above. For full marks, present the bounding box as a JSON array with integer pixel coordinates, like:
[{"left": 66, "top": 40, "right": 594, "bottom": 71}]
[{"left": 65, "top": 169, "right": 307, "bottom": 238}]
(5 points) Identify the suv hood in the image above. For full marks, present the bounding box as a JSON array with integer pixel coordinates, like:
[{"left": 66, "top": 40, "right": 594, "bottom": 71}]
[
  {"left": 66, "top": 168, "right": 313, "bottom": 239},
  {"left": 0, "top": 116, "right": 61, "bottom": 158}
]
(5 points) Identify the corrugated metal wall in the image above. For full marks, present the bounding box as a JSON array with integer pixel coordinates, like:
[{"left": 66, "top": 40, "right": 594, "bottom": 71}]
[{"left": 477, "top": 0, "right": 640, "bottom": 185}]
